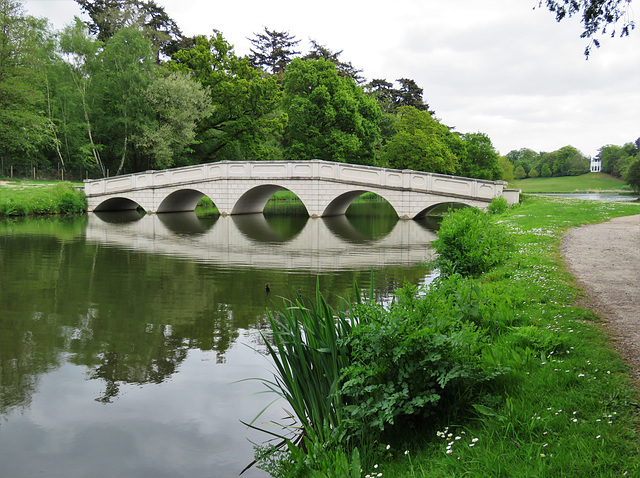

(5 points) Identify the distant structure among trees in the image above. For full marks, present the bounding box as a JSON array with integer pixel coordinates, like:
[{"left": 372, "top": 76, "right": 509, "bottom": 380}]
[{"left": 590, "top": 158, "right": 602, "bottom": 172}]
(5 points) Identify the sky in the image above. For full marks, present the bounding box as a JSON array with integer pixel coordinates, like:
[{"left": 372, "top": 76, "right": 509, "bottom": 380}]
[{"left": 23, "top": 0, "right": 640, "bottom": 158}]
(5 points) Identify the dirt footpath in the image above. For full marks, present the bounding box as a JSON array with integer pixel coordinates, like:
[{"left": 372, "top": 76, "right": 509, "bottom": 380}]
[{"left": 562, "top": 214, "right": 640, "bottom": 382}]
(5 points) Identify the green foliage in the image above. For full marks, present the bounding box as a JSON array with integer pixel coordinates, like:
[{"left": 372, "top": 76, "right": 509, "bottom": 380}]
[
  {"left": 514, "top": 165, "right": 527, "bottom": 180},
  {"left": 0, "top": 0, "right": 53, "bottom": 165},
  {"left": 623, "top": 157, "right": 640, "bottom": 193},
  {"left": 458, "top": 132, "right": 502, "bottom": 180},
  {"left": 246, "top": 286, "right": 355, "bottom": 447},
  {"left": 255, "top": 437, "right": 361, "bottom": 478},
  {"left": 487, "top": 196, "right": 508, "bottom": 214},
  {"left": 598, "top": 142, "right": 639, "bottom": 178},
  {"left": 137, "top": 71, "right": 214, "bottom": 168},
  {"left": 540, "top": 164, "right": 552, "bottom": 177},
  {"left": 431, "top": 207, "right": 513, "bottom": 278},
  {"left": 371, "top": 196, "right": 640, "bottom": 478},
  {"left": 498, "top": 156, "right": 514, "bottom": 182},
  {"left": 170, "top": 32, "right": 285, "bottom": 161},
  {"left": 282, "top": 58, "right": 380, "bottom": 165},
  {"left": 381, "top": 106, "right": 460, "bottom": 174},
  {"left": 340, "top": 279, "right": 509, "bottom": 435}
]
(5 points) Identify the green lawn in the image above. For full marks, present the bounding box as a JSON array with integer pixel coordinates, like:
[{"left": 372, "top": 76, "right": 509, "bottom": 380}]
[{"left": 513, "top": 173, "right": 630, "bottom": 193}]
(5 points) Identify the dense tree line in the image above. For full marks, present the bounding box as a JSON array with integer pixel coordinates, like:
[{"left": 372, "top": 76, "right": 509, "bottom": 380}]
[
  {"left": 1, "top": 0, "right": 636, "bottom": 190},
  {"left": 504, "top": 139, "right": 640, "bottom": 192}
]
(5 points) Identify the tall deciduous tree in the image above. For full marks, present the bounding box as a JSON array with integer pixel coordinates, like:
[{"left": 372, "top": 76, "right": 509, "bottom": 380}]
[
  {"left": 137, "top": 71, "right": 213, "bottom": 169},
  {"left": 58, "top": 17, "right": 106, "bottom": 176},
  {"left": 381, "top": 106, "right": 461, "bottom": 174},
  {"left": 248, "top": 27, "right": 300, "bottom": 78},
  {"left": 91, "top": 26, "right": 156, "bottom": 175},
  {"left": 0, "top": 0, "right": 53, "bottom": 173},
  {"left": 170, "top": 32, "right": 285, "bottom": 161},
  {"left": 282, "top": 58, "right": 381, "bottom": 165},
  {"left": 459, "top": 132, "right": 503, "bottom": 180}
]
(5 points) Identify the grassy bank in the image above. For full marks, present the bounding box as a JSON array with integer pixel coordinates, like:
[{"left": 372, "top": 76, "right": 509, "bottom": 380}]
[
  {"left": 253, "top": 195, "right": 640, "bottom": 477},
  {"left": 513, "top": 173, "right": 631, "bottom": 193},
  {"left": 372, "top": 196, "right": 640, "bottom": 477},
  {"left": 0, "top": 181, "right": 87, "bottom": 216}
]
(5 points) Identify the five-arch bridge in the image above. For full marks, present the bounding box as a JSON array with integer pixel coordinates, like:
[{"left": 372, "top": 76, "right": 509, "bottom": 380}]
[{"left": 84, "top": 160, "right": 520, "bottom": 219}]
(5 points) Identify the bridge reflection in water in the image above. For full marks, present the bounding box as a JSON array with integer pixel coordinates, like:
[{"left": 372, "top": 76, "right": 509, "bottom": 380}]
[{"left": 86, "top": 211, "right": 438, "bottom": 272}]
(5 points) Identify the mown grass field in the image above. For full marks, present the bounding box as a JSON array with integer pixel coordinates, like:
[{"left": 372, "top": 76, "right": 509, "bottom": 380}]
[{"left": 513, "top": 173, "right": 630, "bottom": 193}]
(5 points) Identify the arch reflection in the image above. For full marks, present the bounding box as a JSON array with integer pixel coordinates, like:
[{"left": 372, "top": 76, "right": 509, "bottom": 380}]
[{"left": 85, "top": 212, "right": 438, "bottom": 272}]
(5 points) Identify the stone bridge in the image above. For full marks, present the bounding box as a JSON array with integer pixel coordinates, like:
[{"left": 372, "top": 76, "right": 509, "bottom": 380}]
[{"left": 84, "top": 160, "right": 520, "bottom": 219}]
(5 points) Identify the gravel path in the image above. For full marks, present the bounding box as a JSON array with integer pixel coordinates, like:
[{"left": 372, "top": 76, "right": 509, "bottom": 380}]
[{"left": 562, "top": 214, "right": 640, "bottom": 382}]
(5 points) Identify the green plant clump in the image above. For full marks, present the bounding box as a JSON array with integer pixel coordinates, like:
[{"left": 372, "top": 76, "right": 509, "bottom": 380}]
[{"left": 431, "top": 206, "right": 513, "bottom": 277}]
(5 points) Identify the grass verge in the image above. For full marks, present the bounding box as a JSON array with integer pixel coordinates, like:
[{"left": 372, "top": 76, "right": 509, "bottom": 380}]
[{"left": 0, "top": 182, "right": 87, "bottom": 216}]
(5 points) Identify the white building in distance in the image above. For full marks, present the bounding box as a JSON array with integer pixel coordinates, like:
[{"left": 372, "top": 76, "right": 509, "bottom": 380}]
[{"left": 590, "top": 158, "right": 602, "bottom": 173}]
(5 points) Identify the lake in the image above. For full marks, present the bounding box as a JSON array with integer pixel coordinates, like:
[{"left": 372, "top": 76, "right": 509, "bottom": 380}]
[{"left": 0, "top": 201, "right": 439, "bottom": 478}]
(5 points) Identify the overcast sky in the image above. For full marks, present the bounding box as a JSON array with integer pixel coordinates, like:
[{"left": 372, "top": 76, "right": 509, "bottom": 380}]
[{"left": 24, "top": 0, "right": 640, "bottom": 158}]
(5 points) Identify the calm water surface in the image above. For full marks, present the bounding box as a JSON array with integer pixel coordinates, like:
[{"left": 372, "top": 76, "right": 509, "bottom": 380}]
[{"left": 0, "top": 202, "right": 438, "bottom": 478}]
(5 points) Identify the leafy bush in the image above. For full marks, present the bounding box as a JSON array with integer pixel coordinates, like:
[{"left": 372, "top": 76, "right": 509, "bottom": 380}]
[
  {"left": 487, "top": 196, "right": 508, "bottom": 214},
  {"left": 339, "top": 278, "right": 511, "bottom": 436},
  {"left": 431, "top": 207, "right": 513, "bottom": 277}
]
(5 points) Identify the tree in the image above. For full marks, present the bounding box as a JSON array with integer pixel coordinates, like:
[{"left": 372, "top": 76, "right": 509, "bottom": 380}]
[
  {"left": 248, "top": 27, "right": 300, "bottom": 78},
  {"left": 170, "top": 32, "right": 285, "bottom": 161},
  {"left": 381, "top": 106, "right": 461, "bottom": 174},
  {"left": 282, "top": 58, "right": 381, "bottom": 165},
  {"left": 366, "top": 78, "right": 433, "bottom": 114},
  {"left": 598, "top": 143, "right": 635, "bottom": 177},
  {"left": 541, "top": 164, "right": 553, "bottom": 177},
  {"left": 459, "top": 132, "right": 503, "bottom": 180},
  {"left": 137, "top": 71, "right": 214, "bottom": 169},
  {"left": 75, "top": 0, "right": 183, "bottom": 61},
  {"left": 0, "top": 0, "right": 54, "bottom": 175},
  {"left": 514, "top": 164, "right": 527, "bottom": 180},
  {"left": 553, "top": 145, "right": 585, "bottom": 176},
  {"left": 90, "top": 26, "right": 157, "bottom": 175},
  {"left": 499, "top": 155, "right": 515, "bottom": 182},
  {"left": 528, "top": 167, "right": 539, "bottom": 178},
  {"left": 303, "top": 40, "right": 364, "bottom": 84},
  {"left": 538, "top": 0, "right": 635, "bottom": 56},
  {"left": 623, "top": 157, "right": 640, "bottom": 193},
  {"left": 57, "top": 17, "right": 106, "bottom": 176}
]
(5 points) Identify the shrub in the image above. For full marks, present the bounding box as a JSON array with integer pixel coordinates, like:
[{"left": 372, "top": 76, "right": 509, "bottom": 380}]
[
  {"left": 339, "top": 278, "right": 511, "bottom": 436},
  {"left": 431, "top": 207, "right": 513, "bottom": 277},
  {"left": 487, "top": 196, "right": 508, "bottom": 214}
]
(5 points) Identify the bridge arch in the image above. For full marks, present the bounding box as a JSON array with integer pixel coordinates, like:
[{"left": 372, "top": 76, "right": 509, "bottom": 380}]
[
  {"left": 413, "top": 201, "right": 474, "bottom": 219},
  {"left": 157, "top": 188, "right": 207, "bottom": 213},
  {"left": 322, "top": 190, "right": 400, "bottom": 218},
  {"left": 93, "top": 196, "right": 141, "bottom": 212},
  {"left": 231, "top": 184, "right": 310, "bottom": 216}
]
